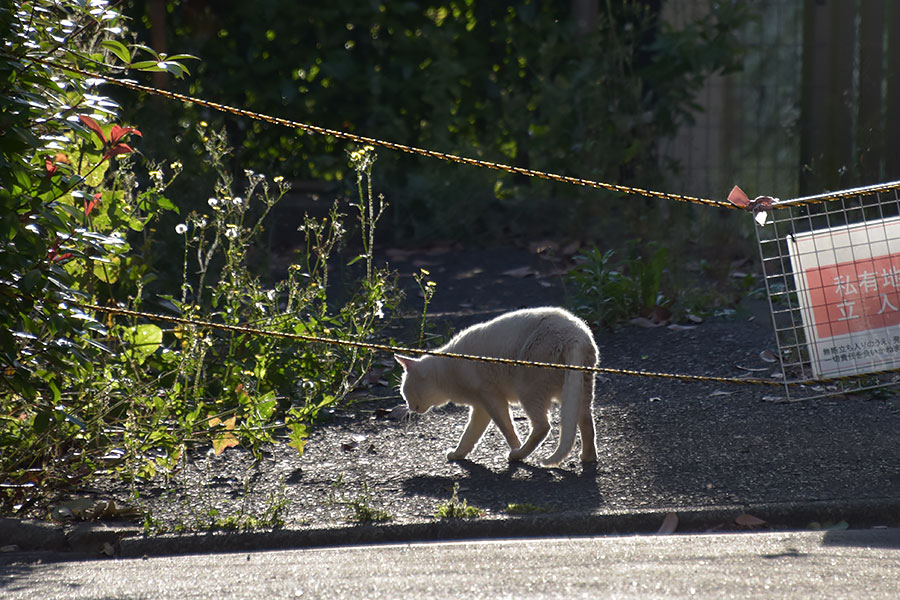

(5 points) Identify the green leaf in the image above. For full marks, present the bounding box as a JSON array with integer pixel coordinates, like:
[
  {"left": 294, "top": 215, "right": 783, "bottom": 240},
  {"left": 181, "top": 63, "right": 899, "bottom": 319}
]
[
  {"left": 128, "top": 44, "right": 160, "bottom": 61},
  {"left": 20, "top": 269, "right": 43, "bottom": 293},
  {"left": 93, "top": 256, "right": 121, "bottom": 283},
  {"left": 33, "top": 411, "right": 52, "bottom": 434},
  {"left": 159, "top": 62, "right": 187, "bottom": 79},
  {"left": 254, "top": 391, "right": 277, "bottom": 421},
  {"left": 287, "top": 422, "right": 308, "bottom": 454},
  {"left": 122, "top": 324, "right": 163, "bottom": 364},
  {"left": 101, "top": 40, "right": 131, "bottom": 64},
  {"left": 163, "top": 54, "right": 201, "bottom": 62},
  {"left": 129, "top": 60, "right": 163, "bottom": 71}
]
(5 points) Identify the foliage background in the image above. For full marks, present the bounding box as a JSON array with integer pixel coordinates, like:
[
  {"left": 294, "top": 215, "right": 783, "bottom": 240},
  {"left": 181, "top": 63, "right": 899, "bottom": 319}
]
[{"left": 122, "top": 0, "right": 749, "bottom": 243}]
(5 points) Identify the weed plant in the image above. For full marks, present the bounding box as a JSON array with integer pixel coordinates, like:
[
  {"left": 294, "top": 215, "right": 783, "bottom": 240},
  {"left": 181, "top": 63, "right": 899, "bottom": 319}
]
[
  {"left": 505, "top": 502, "right": 550, "bottom": 515},
  {"left": 330, "top": 474, "right": 392, "bottom": 524},
  {"left": 1, "top": 1, "right": 401, "bottom": 515},
  {"left": 434, "top": 483, "right": 483, "bottom": 519},
  {"left": 567, "top": 242, "right": 669, "bottom": 328}
]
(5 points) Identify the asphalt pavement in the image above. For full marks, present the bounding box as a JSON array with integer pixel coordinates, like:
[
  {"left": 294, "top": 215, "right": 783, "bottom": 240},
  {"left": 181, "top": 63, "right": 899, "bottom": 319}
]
[{"left": 3, "top": 528, "right": 900, "bottom": 599}]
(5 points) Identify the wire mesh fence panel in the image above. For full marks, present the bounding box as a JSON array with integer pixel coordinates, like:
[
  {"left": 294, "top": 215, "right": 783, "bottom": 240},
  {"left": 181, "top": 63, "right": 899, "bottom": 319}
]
[{"left": 756, "top": 185, "right": 900, "bottom": 400}]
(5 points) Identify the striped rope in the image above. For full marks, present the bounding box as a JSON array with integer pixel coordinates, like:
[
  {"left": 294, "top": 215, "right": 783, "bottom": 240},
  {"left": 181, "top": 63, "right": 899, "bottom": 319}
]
[
  {"left": 31, "top": 56, "right": 733, "bottom": 209},
  {"left": 70, "top": 300, "right": 802, "bottom": 388}
]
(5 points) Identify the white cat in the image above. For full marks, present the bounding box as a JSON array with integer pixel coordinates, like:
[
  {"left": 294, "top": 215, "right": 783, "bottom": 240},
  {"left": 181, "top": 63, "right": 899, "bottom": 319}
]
[{"left": 395, "top": 306, "right": 598, "bottom": 466}]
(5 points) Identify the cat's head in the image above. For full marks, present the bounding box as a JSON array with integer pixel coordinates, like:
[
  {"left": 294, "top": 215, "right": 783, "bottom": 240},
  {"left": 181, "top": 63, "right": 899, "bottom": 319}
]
[{"left": 395, "top": 354, "right": 444, "bottom": 413}]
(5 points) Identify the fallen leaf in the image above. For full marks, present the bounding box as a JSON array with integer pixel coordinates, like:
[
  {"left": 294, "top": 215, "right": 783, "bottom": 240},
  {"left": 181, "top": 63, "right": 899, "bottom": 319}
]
[
  {"left": 502, "top": 266, "right": 539, "bottom": 278},
  {"left": 529, "top": 240, "right": 559, "bottom": 254},
  {"left": 561, "top": 240, "right": 582, "bottom": 256},
  {"left": 735, "top": 513, "right": 767, "bottom": 528},
  {"left": 657, "top": 512, "right": 679, "bottom": 534},
  {"left": 385, "top": 248, "right": 414, "bottom": 261},
  {"left": 390, "top": 405, "right": 410, "bottom": 421},
  {"left": 760, "top": 349, "right": 777, "bottom": 363},
  {"left": 667, "top": 324, "right": 696, "bottom": 331},
  {"left": 630, "top": 317, "right": 662, "bottom": 328},
  {"left": 708, "top": 390, "right": 733, "bottom": 397},
  {"left": 50, "top": 499, "right": 140, "bottom": 521},
  {"left": 101, "top": 542, "right": 115, "bottom": 556},
  {"left": 686, "top": 314, "right": 704, "bottom": 324}
]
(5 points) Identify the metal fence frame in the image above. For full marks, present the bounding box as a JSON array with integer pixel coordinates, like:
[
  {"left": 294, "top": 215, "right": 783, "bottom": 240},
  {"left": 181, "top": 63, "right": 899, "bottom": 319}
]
[{"left": 756, "top": 184, "right": 900, "bottom": 400}]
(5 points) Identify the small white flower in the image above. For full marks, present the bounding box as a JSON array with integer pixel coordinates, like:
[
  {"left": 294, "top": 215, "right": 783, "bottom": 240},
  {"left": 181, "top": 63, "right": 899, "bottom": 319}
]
[
  {"left": 224, "top": 224, "right": 239, "bottom": 239},
  {"left": 208, "top": 197, "right": 219, "bottom": 208},
  {"left": 266, "top": 290, "right": 276, "bottom": 302},
  {"left": 374, "top": 299, "right": 384, "bottom": 319},
  {"left": 175, "top": 223, "right": 188, "bottom": 234},
  {"left": 232, "top": 196, "right": 243, "bottom": 206}
]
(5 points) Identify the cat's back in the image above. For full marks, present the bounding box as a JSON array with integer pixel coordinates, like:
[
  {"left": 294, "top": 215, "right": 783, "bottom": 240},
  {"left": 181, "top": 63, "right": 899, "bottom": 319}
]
[{"left": 446, "top": 307, "right": 596, "bottom": 360}]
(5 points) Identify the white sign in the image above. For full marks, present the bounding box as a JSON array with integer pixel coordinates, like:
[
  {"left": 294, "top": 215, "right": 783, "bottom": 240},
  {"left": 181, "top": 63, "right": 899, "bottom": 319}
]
[{"left": 788, "top": 215, "right": 900, "bottom": 378}]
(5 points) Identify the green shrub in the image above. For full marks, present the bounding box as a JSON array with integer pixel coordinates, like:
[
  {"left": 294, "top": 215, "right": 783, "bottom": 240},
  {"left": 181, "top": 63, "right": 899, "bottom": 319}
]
[{"left": 1, "top": 1, "right": 400, "bottom": 516}]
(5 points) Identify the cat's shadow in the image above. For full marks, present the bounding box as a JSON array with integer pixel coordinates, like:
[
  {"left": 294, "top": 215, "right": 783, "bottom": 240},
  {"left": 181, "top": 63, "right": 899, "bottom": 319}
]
[{"left": 401, "top": 458, "right": 604, "bottom": 512}]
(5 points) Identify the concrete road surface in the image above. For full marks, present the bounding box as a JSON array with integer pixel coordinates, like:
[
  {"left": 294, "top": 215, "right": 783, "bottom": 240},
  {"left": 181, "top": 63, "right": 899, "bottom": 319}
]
[{"left": 2, "top": 528, "right": 900, "bottom": 599}]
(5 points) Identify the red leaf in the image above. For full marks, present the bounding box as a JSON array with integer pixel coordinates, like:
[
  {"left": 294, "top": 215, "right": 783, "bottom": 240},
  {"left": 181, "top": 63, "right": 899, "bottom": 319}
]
[
  {"left": 84, "top": 193, "right": 101, "bottom": 216},
  {"left": 103, "top": 144, "right": 135, "bottom": 160},
  {"left": 48, "top": 241, "right": 73, "bottom": 263},
  {"left": 45, "top": 158, "right": 58, "bottom": 176},
  {"left": 727, "top": 185, "right": 751, "bottom": 209},
  {"left": 109, "top": 125, "right": 142, "bottom": 145},
  {"left": 78, "top": 114, "right": 108, "bottom": 144}
]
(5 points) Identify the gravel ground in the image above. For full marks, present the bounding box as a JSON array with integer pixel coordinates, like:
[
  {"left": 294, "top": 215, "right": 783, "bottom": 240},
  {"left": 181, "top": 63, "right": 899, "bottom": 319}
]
[{"left": 26, "top": 242, "right": 900, "bottom": 551}]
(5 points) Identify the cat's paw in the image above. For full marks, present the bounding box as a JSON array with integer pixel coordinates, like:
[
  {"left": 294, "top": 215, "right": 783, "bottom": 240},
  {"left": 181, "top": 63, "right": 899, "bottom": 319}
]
[
  {"left": 580, "top": 449, "right": 598, "bottom": 463},
  {"left": 507, "top": 448, "right": 528, "bottom": 462},
  {"left": 446, "top": 450, "right": 467, "bottom": 461}
]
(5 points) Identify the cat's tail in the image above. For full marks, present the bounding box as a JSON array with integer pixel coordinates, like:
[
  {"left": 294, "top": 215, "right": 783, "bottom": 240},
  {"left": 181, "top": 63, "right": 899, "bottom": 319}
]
[{"left": 541, "top": 342, "right": 595, "bottom": 467}]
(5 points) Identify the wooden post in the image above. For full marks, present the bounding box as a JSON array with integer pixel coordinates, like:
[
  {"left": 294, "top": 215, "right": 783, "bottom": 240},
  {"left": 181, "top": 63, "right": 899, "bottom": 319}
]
[
  {"left": 887, "top": 0, "right": 900, "bottom": 180},
  {"left": 857, "top": 0, "right": 886, "bottom": 183},
  {"left": 800, "top": 0, "right": 856, "bottom": 193}
]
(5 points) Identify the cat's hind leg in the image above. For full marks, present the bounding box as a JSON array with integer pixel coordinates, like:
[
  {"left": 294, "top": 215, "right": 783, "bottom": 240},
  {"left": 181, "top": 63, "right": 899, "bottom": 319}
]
[
  {"left": 579, "top": 374, "right": 597, "bottom": 463},
  {"left": 507, "top": 400, "right": 550, "bottom": 462},
  {"left": 447, "top": 406, "right": 491, "bottom": 460}
]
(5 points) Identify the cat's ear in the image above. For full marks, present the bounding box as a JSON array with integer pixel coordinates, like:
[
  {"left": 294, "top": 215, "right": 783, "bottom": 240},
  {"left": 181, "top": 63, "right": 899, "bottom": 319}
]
[{"left": 394, "top": 354, "right": 418, "bottom": 370}]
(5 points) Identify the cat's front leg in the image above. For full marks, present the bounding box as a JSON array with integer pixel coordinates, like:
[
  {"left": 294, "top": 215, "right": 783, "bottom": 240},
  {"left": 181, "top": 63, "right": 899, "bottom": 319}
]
[{"left": 447, "top": 406, "right": 491, "bottom": 460}]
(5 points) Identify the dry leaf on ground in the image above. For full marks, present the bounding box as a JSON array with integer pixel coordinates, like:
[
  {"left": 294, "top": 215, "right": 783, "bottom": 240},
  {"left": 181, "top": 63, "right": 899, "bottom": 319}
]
[{"left": 657, "top": 512, "right": 679, "bottom": 534}]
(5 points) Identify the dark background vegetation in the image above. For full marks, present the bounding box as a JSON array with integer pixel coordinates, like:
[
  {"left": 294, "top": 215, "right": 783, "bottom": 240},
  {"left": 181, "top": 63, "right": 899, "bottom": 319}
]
[{"left": 120, "top": 0, "right": 749, "bottom": 246}]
